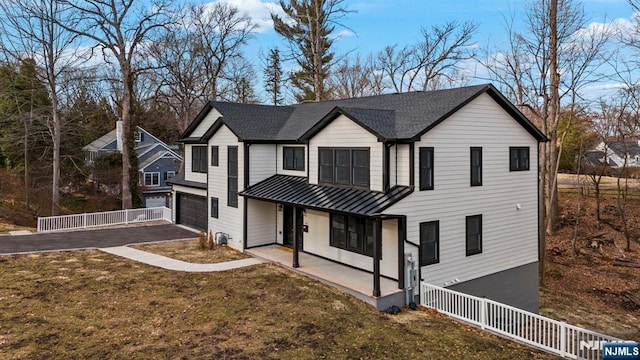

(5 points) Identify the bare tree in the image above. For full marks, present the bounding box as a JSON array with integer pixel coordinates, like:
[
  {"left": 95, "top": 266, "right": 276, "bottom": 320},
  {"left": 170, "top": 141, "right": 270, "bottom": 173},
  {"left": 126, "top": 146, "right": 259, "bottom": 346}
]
[
  {"left": 58, "top": 0, "right": 172, "bottom": 209},
  {"left": 188, "top": 2, "right": 256, "bottom": 101},
  {"left": 0, "top": 0, "right": 86, "bottom": 215},
  {"left": 480, "top": 0, "right": 612, "bottom": 284},
  {"left": 329, "top": 54, "right": 385, "bottom": 99},
  {"left": 377, "top": 20, "right": 478, "bottom": 93}
]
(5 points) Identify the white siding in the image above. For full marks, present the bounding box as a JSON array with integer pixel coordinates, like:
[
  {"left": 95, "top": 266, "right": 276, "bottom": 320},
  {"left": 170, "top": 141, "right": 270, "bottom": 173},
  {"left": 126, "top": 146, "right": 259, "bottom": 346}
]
[
  {"left": 387, "top": 93, "right": 539, "bottom": 287},
  {"left": 302, "top": 210, "right": 398, "bottom": 279},
  {"left": 190, "top": 108, "right": 222, "bottom": 138},
  {"left": 308, "top": 115, "right": 383, "bottom": 191},
  {"left": 276, "top": 144, "right": 308, "bottom": 176},
  {"left": 246, "top": 199, "right": 277, "bottom": 247},
  {"left": 394, "top": 144, "right": 410, "bottom": 187},
  {"left": 389, "top": 144, "right": 409, "bottom": 187},
  {"left": 207, "top": 125, "right": 245, "bottom": 251},
  {"left": 183, "top": 144, "right": 207, "bottom": 183},
  {"left": 249, "top": 144, "right": 277, "bottom": 185}
]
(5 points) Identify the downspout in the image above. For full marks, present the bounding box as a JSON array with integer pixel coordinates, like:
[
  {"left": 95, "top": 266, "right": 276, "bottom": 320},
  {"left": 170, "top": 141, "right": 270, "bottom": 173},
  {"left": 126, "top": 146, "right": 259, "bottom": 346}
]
[{"left": 243, "top": 143, "right": 250, "bottom": 250}]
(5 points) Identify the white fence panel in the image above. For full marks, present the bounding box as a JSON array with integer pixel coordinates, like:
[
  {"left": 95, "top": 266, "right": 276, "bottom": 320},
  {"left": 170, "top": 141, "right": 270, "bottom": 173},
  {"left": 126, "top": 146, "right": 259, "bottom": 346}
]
[
  {"left": 420, "top": 282, "right": 622, "bottom": 359},
  {"left": 37, "top": 207, "right": 172, "bottom": 233}
]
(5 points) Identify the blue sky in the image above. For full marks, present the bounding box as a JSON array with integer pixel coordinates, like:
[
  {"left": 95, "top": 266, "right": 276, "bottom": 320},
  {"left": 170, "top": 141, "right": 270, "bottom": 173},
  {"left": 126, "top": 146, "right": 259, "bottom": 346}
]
[
  {"left": 202, "top": 0, "right": 637, "bottom": 101},
  {"left": 231, "top": 0, "right": 634, "bottom": 58}
]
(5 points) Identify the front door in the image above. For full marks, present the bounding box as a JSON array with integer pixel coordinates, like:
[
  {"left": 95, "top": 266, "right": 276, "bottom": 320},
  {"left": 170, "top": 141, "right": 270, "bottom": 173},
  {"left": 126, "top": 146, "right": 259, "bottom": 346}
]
[{"left": 283, "top": 205, "right": 294, "bottom": 247}]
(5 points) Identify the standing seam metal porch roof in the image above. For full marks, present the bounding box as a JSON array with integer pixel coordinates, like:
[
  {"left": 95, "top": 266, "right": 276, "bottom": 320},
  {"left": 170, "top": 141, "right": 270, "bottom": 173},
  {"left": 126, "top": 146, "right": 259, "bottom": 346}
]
[{"left": 240, "top": 175, "right": 413, "bottom": 216}]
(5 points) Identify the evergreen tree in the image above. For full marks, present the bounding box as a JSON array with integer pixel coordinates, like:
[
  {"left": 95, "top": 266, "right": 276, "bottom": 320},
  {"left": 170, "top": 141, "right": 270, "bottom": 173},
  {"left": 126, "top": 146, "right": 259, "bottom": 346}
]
[
  {"left": 271, "top": 0, "right": 350, "bottom": 102},
  {"left": 264, "top": 48, "right": 284, "bottom": 105},
  {"left": 0, "top": 59, "right": 52, "bottom": 207}
]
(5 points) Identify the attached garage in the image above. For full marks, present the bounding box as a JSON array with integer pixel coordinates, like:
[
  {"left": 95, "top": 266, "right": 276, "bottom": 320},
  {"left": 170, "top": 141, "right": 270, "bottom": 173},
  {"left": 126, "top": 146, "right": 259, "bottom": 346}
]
[
  {"left": 144, "top": 194, "right": 168, "bottom": 208},
  {"left": 176, "top": 192, "right": 207, "bottom": 231}
]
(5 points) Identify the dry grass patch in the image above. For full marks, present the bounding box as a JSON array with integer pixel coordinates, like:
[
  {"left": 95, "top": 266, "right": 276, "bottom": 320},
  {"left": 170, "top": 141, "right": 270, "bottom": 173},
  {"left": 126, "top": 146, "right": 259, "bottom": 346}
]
[
  {"left": 0, "top": 251, "right": 557, "bottom": 359},
  {"left": 132, "top": 239, "right": 250, "bottom": 263},
  {"left": 0, "top": 221, "right": 34, "bottom": 234}
]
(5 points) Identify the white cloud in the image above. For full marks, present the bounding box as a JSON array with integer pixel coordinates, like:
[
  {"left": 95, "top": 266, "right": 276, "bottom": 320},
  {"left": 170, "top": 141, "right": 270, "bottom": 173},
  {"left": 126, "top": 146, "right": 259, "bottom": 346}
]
[
  {"left": 206, "top": 0, "right": 285, "bottom": 33},
  {"left": 330, "top": 29, "right": 355, "bottom": 40}
]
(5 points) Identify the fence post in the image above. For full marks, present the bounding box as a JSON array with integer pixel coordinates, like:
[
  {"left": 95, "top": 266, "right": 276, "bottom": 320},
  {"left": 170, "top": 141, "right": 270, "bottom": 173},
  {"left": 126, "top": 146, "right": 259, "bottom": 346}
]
[
  {"left": 83, "top": 213, "right": 87, "bottom": 229},
  {"left": 37, "top": 218, "right": 41, "bottom": 232},
  {"left": 125, "top": 209, "right": 129, "bottom": 224},
  {"left": 560, "top": 321, "right": 566, "bottom": 357},
  {"left": 480, "top": 297, "right": 486, "bottom": 330}
]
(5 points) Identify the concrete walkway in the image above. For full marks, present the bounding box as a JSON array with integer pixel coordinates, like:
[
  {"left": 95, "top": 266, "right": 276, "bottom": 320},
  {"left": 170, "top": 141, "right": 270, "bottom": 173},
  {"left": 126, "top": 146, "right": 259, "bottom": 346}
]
[{"left": 100, "top": 246, "right": 264, "bottom": 272}]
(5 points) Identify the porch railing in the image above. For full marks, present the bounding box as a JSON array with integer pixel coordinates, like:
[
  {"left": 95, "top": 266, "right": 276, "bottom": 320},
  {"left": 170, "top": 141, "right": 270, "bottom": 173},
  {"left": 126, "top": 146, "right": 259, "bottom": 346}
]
[
  {"left": 37, "top": 207, "right": 172, "bottom": 233},
  {"left": 420, "top": 282, "right": 622, "bottom": 359}
]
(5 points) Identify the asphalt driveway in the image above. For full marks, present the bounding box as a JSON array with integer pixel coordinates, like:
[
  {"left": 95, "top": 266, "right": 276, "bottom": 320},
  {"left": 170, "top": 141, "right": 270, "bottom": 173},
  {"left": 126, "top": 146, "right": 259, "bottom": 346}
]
[{"left": 0, "top": 224, "right": 197, "bottom": 255}]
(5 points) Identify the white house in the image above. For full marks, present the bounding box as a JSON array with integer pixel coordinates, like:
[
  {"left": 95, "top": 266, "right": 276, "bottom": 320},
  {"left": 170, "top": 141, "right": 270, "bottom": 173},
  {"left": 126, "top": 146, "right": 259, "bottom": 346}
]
[
  {"left": 168, "top": 84, "right": 547, "bottom": 312},
  {"left": 586, "top": 140, "right": 640, "bottom": 168}
]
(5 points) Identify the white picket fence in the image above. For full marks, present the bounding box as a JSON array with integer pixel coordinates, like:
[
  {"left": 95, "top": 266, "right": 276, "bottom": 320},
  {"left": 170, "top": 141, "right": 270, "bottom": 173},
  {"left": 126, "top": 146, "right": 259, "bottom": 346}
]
[
  {"left": 37, "top": 207, "right": 172, "bottom": 233},
  {"left": 420, "top": 283, "right": 622, "bottom": 360}
]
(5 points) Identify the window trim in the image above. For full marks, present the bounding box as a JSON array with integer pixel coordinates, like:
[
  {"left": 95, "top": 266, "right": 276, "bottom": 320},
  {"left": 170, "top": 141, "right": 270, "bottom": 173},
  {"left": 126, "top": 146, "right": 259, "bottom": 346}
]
[
  {"left": 318, "top": 147, "right": 370, "bottom": 189},
  {"left": 470, "top": 147, "right": 482, "bottom": 186},
  {"left": 227, "top": 146, "right": 238, "bottom": 208},
  {"left": 211, "top": 146, "right": 219, "bottom": 167},
  {"left": 191, "top": 146, "right": 207, "bottom": 173},
  {"left": 163, "top": 171, "right": 175, "bottom": 181},
  {"left": 283, "top": 146, "right": 305, "bottom": 171},
  {"left": 419, "top": 147, "right": 434, "bottom": 191},
  {"left": 143, "top": 172, "right": 160, "bottom": 187},
  {"left": 509, "top": 147, "right": 530, "bottom": 171},
  {"left": 420, "top": 221, "right": 439, "bottom": 266},
  {"left": 134, "top": 130, "right": 142, "bottom": 142},
  {"left": 210, "top": 197, "right": 219, "bottom": 218},
  {"left": 465, "top": 214, "right": 483, "bottom": 256},
  {"left": 329, "top": 213, "right": 375, "bottom": 257}
]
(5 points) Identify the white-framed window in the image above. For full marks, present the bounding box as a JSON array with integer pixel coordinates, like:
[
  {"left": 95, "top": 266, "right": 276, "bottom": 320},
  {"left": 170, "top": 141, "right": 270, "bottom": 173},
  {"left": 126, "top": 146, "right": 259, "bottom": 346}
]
[
  {"left": 164, "top": 171, "right": 175, "bottom": 181},
  {"left": 143, "top": 172, "right": 160, "bottom": 186},
  {"left": 134, "top": 130, "right": 142, "bottom": 142}
]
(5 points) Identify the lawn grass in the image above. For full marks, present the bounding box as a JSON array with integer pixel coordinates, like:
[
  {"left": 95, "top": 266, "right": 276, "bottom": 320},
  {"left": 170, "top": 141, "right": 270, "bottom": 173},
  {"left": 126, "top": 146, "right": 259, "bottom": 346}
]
[
  {"left": 131, "top": 239, "right": 250, "bottom": 263},
  {"left": 0, "top": 250, "right": 557, "bottom": 359}
]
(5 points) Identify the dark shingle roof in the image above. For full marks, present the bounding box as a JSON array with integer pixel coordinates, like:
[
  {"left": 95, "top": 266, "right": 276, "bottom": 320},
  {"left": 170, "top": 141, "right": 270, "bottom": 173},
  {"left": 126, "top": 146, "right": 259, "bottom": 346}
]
[
  {"left": 166, "top": 172, "right": 207, "bottom": 190},
  {"left": 181, "top": 84, "right": 547, "bottom": 143},
  {"left": 608, "top": 141, "right": 640, "bottom": 158},
  {"left": 240, "top": 175, "right": 413, "bottom": 216}
]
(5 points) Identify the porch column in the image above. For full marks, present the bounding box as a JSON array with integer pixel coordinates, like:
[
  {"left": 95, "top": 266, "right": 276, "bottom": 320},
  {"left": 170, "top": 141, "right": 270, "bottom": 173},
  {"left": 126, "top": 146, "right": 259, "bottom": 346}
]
[
  {"left": 293, "top": 207, "right": 303, "bottom": 268},
  {"left": 373, "top": 217, "right": 382, "bottom": 297}
]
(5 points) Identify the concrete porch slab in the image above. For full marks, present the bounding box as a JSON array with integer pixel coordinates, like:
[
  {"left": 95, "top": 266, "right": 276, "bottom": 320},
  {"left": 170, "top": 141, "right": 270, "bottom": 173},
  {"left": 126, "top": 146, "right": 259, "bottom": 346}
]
[{"left": 247, "top": 245, "right": 406, "bottom": 310}]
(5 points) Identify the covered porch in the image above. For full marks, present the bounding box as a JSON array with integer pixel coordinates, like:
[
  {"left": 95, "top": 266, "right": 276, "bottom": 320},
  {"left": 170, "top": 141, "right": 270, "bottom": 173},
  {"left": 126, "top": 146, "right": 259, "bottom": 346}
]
[
  {"left": 247, "top": 244, "right": 405, "bottom": 310},
  {"left": 240, "top": 174, "right": 414, "bottom": 310}
]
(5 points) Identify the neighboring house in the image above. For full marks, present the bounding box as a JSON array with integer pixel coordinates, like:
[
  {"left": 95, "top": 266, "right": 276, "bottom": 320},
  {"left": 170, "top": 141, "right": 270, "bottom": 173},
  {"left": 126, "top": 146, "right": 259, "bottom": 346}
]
[
  {"left": 168, "top": 84, "right": 547, "bottom": 312},
  {"left": 83, "top": 121, "right": 182, "bottom": 207},
  {"left": 586, "top": 141, "right": 640, "bottom": 168}
]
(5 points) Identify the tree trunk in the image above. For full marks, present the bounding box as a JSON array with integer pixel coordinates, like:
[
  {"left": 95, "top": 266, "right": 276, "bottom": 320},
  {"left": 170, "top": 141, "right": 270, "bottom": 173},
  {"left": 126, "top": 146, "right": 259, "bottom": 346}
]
[
  {"left": 547, "top": 0, "right": 560, "bottom": 236},
  {"left": 51, "top": 93, "right": 60, "bottom": 216},
  {"left": 121, "top": 69, "right": 133, "bottom": 209}
]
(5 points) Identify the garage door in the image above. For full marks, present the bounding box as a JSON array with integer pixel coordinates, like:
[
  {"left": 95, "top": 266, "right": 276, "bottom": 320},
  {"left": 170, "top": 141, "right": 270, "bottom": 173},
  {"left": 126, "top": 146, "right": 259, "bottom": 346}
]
[
  {"left": 176, "top": 192, "right": 207, "bottom": 231},
  {"left": 145, "top": 195, "right": 167, "bottom": 208}
]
